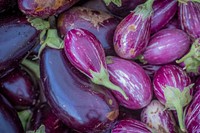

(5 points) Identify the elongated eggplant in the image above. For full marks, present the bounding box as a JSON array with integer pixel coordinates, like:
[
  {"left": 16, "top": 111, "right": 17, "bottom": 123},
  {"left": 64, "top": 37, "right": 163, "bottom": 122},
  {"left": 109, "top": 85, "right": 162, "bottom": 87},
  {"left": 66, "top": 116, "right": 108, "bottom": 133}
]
[
  {"left": 141, "top": 100, "right": 178, "bottom": 133},
  {"left": 113, "top": 0, "right": 153, "bottom": 59},
  {"left": 18, "top": 0, "right": 80, "bottom": 18},
  {"left": 153, "top": 64, "right": 193, "bottom": 132},
  {"left": 40, "top": 47, "right": 119, "bottom": 132},
  {"left": 0, "top": 94, "right": 24, "bottom": 133},
  {"left": 57, "top": 7, "right": 119, "bottom": 55},
  {"left": 141, "top": 28, "right": 190, "bottom": 65},
  {"left": 0, "top": 14, "right": 39, "bottom": 74},
  {"left": 106, "top": 56, "right": 152, "bottom": 109}
]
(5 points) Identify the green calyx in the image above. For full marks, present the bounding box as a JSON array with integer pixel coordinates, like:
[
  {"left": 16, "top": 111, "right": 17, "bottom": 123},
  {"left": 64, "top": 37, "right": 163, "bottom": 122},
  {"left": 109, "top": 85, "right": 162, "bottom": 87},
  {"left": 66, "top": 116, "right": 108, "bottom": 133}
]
[
  {"left": 134, "top": 0, "right": 154, "bottom": 20},
  {"left": 163, "top": 84, "right": 194, "bottom": 132},
  {"left": 26, "top": 125, "right": 45, "bottom": 133},
  {"left": 103, "top": 0, "right": 122, "bottom": 7},
  {"left": 18, "top": 110, "right": 32, "bottom": 130},
  {"left": 90, "top": 63, "right": 129, "bottom": 100},
  {"left": 178, "top": 0, "right": 200, "bottom": 4}
]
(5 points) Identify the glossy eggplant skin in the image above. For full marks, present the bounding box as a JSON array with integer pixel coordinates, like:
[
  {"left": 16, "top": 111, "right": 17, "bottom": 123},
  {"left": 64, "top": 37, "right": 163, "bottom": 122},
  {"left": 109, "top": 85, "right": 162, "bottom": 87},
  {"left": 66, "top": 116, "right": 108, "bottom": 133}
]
[
  {"left": 18, "top": 0, "right": 79, "bottom": 18},
  {"left": 179, "top": 1, "right": 200, "bottom": 40},
  {"left": 0, "top": 94, "right": 24, "bottom": 133},
  {"left": 40, "top": 47, "right": 119, "bottom": 133},
  {"left": 0, "top": 15, "right": 39, "bottom": 74},
  {"left": 58, "top": 7, "right": 120, "bottom": 55}
]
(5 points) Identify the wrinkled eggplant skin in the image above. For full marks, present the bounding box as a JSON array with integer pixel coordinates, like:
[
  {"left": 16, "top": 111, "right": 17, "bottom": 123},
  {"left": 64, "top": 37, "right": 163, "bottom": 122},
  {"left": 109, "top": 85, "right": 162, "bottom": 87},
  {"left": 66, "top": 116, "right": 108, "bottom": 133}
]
[
  {"left": 103, "top": 0, "right": 146, "bottom": 17},
  {"left": 0, "top": 66, "right": 39, "bottom": 111},
  {"left": 143, "top": 28, "right": 190, "bottom": 65},
  {"left": 58, "top": 7, "right": 119, "bottom": 55},
  {"left": 40, "top": 47, "right": 119, "bottom": 132},
  {"left": 185, "top": 90, "right": 200, "bottom": 133},
  {"left": 0, "top": 94, "right": 24, "bottom": 133},
  {"left": 111, "top": 118, "right": 151, "bottom": 133},
  {"left": 0, "top": 15, "right": 39, "bottom": 74},
  {"left": 141, "top": 100, "right": 177, "bottom": 133},
  {"left": 0, "top": 0, "right": 16, "bottom": 13},
  {"left": 151, "top": 0, "right": 177, "bottom": 34},
  {"left": 18, "top": 0, "right": 80, "bottom": 18},
  {"left": 107, "top": 56, "right": 152, "bottom": 109},
  {"left": 179, "top": 2, "right": 200, "bottom": 40}
]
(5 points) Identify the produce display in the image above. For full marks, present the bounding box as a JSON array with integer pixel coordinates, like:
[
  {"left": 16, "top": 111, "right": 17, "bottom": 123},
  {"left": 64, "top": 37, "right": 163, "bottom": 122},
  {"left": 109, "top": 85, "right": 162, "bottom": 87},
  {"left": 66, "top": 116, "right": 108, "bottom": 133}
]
[{"left": 0, "top": 0, "right": 200, "bottom": 133}]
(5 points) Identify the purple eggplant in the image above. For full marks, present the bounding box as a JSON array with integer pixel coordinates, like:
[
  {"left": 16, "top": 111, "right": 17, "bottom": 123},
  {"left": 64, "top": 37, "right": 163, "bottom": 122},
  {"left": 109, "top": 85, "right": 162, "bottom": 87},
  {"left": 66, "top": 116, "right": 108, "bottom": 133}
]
[
  {"left": 102, "top": 0, "right": 146, "bottom": 17},
  {"left": 150, "top": 0, "right": 177, "bottom": 34},
  {"left": 40, "top": 47, "right": 119, "bottom": 132},
  {"left": 141, "top": 28, "right": 190, "bottom": 65},
  {"left": 64, "top": 28, "right": 128, "bottom": 99},
  {"left": 194, "top": 77, "right": 200, "bottom": 94},
  {"left": 178, "top": 1, "right": 200, "bottom": 40},
  {"left": 111, "top": 118, "right": 151, "bottom": 133},
  {"left": 57, "top": 7, "right": 120, "bottom": 55},
  {"left": 113, "top": 0, "right": 153, "bottom": 59},
  {"left": 153, "top": 64, "right": 193, "bottom": 132},
  {"left": 0, "top": 14, "right": 39, "bottom": 74},
  {"left": 141, "top": 100, "right": 178, "bottom": 133},
  {"left": 185, "top": 90, "right": 200, "bottom": 133},
  {"left": 18, "top": 0, "right": 80, "bottom": 18},
  {"left": 164, "top": 14, "right": 180, "bottom": 30},
  {"left": 0, "top": 94, "right": 24, "bottom": 133},
  {"left": 106, "top": 56, "right": 152, "bottom": 109}
]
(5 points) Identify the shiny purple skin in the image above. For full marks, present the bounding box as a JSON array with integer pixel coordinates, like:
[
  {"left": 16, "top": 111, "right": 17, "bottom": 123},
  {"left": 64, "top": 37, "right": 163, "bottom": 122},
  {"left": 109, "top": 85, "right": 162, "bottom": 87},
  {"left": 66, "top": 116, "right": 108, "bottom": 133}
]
[
  {"left": 113, "top": 11, "right": 151, "bottom": 59},
  {"left": 0, "top": 15, "right": 39, "bottom": 73},
  {"left": 107, "top": 56, "right": 152, "bottom": 109},
  {"left": 111, "top": 118, "right": 151, "bottom": 133},
  {"left": 185, "top": 90, "right": 200, "bottom": 133},
  {"left": 151, "top": 0, "right": 177, "bottom": 34},
  {"left": 0, "top": 94, "right": 24, "bottom": 133},
  {"left": 153, "top": 64, "right": 191, "bottom": 104},
  {"left": 18, "top": 0, "right": 79, "bottom": 18},
  {"left": 58, "top": 7, "right": 120, "bottom": 55},
  {"left": 179, "top": 1, "right": 200, "bottom": 40},
  {"left": 142, "top": 28, "right": 190, "bottom": 65},
  {"left": 141, "top": 100, "right": 177, "bottom": 133},
  {"left": 40, "top": 47, "right": 119, "bottom": 132},
  {"left": 0, "top": 66, "right": 39, "bottom": 111}
]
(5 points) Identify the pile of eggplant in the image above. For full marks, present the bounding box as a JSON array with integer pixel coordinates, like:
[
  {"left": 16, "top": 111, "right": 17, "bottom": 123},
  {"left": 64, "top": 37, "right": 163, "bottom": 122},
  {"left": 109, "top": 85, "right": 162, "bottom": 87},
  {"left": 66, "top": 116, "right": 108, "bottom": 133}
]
[{"left": 0, "top": 0, "right": 200, "bottom": 132}]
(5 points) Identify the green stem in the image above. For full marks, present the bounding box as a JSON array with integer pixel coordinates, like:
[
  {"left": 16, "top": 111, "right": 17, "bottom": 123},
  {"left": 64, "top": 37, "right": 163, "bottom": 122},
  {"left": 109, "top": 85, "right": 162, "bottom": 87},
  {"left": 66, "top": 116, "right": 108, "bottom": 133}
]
[
  {"left": 103, "top": 0, "right": 122, "bottom": 7},
  {"left": 18, "top": 110, "right": 32, "bottom": 130}
]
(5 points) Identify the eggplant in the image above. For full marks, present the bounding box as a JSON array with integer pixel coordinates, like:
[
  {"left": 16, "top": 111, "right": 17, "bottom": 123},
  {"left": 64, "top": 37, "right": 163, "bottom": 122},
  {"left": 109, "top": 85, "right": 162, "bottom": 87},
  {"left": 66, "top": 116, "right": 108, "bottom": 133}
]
[
  {"left": 113, "top": 0, "right": 153, "bottom": 59},
  {"left": 64, "top": 28, "right": 128, "bottom": 99},
  {"left": 141, "top": 100, "right": 178, "bottom": 133},
  {"left": 0, "top": 14, "right": 39, "bottom": 74},
  {"left": 18, "top": 0, "right": 80, "bottom": 18},
  {"left": 57, "top": 7, "right": 120, "bottom": 55},
  {"left": 141, "top": 28, "right": 190, "bottom": 65},
  {"left": 164, "top": 15, "right": 180, "bottom": 29},
  {"left": 151, "top": 0, "right": 178, "bottom": 34},
  {"left": 111, "top": 118, "right": 151, "bottom": 133},
  {"left": 40, "top": 47, "right": 119, "bottom": 132},
  {"left": 178, "top": 1, "right": 200, "bottom": 40},
  {"left": 139, "top": 63, "right": 161, "bottom": 78},
  {"left": 194, "top": 77, "right": 200, "bottom": 94},
  {"left": 106, "top": 56, "right": 152, "bottom": 109},
  {"left": 0, "top": 94, "right": 24, "bottom": 133},
  {"left": 153, "top": 64, "right": 193, "bottom": 132}
]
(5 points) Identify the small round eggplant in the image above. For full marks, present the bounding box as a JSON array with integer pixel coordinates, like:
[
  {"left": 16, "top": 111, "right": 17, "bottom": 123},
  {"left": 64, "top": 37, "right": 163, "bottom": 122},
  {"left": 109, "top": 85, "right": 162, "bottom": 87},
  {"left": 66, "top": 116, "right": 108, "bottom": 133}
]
[
  {"left": 141, "top": 100, "right": 178, "bottom": 133},
  {"left": 142, "top": 28, "right": 190, "bottom": 65},
  {"left": 153, "top": 64, "right": 193, "bottom": 132},
  {"left": 106, "top": 56, "right": 152, "bottom": 109},
  {"left": 113, "top": 0, "right": 153, "bottom": 59},
  {"left": 111, "top": 118, "right": 152, "bottom": 133}
]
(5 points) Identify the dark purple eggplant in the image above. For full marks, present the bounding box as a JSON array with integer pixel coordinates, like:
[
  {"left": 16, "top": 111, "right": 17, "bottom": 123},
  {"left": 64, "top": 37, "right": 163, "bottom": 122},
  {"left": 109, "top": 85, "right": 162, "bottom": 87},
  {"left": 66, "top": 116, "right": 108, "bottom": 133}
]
[
  {"left": 102, "top": 0, "right": 146, "bottom": 17},
  {"left": 0, "top": 14, "right": 39, "bottom": 74},
  {"left": 57, "top": 6, "right": 120, "bottom": 55},
  {"left": 141, "top": 100, "right": 178, "bottom": 133},
  {"left": 0, "top": 0, "right": 16, "bottom": 13},
  {"left": 0, "top": 94, "right": 24, "bottom": 133},
  {"left": 113, "top": 0, "right": 153, "bottom": 59},
  {"left": 40, "top": 47, "right": 119, "bottom": 132},
  {"left": 111, "top": 118, "right": 152, "bottom": 133},
  {"left": 150, "top": 0, "right": 177, "bottom": 34},
  {"left": 153, "top": 64, "right": 193, "bottom": 132},
  {"left": 178, "top": 1, "right": 200, "bottom": 40},
  {"left": 18, "top": 0, "right": 80, "bottom": 18},
  {"left": 0, "top": 65, "right": 39, "bottom": 111}
]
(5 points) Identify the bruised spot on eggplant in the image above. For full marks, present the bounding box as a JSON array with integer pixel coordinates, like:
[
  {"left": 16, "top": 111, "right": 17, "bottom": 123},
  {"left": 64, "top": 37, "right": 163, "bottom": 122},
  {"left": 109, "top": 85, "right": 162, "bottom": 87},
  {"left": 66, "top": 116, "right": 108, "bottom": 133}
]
[
  {"left": 106, "top": 110, "right": 119, "bottom": 121},
  {"left": 109, "top": 99, "right": 113, "bottom": 105},
  {"left": 129, "top": 48, "right": 135, "bottom": 55},
  {"left": 128, "top": 24, "right": 137, "bottom": 32}
]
